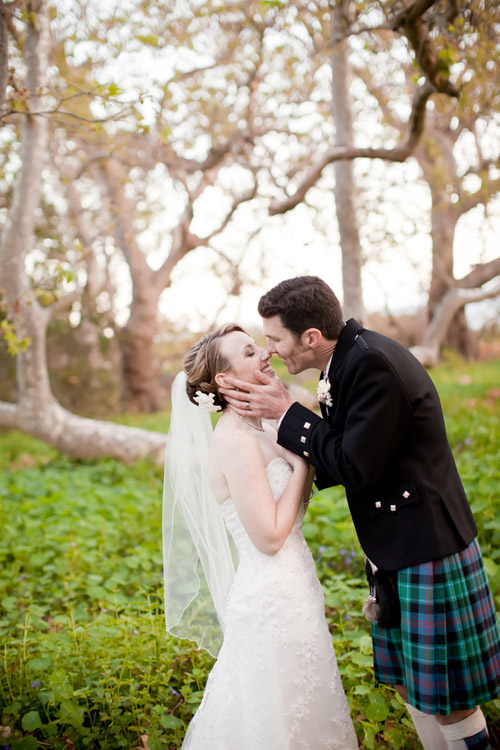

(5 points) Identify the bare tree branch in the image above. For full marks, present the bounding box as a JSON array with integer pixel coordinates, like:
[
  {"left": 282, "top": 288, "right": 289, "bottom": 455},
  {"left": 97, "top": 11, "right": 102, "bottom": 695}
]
[
  {"left": 158, "top": 176, "right": 258, "bottom": 285},
  {"left": 49, "top": 289, "right": 81, "bottom": 316},
  {"left": 386, "top": 0, "right": 459, "bottom": 96},
  {"left": 389, "top": 0, "right": 439, "bottom": 30},
  {"left": 99, "top": 156, "right": 156, "bottom": 289},
  {"left": 458, "top": 258, "right": 500, "bottom": 290},
  {"left": 269, "top": 80, "right": 434, "bottom": 216},
  {"left": 188, "top": 181, "right": 258, "bottom": 250},
  {"left": 411, "top": 279, "right": 500, "bottom": 366},
  {"left": 454, "top": 177, "right": 500, "bottom": 219}
]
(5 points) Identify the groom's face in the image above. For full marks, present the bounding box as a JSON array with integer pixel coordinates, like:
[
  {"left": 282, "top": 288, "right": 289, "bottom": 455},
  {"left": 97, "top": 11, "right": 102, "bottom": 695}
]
[{"left": 262, "top": 316, "right": 312, "bottom": 375}]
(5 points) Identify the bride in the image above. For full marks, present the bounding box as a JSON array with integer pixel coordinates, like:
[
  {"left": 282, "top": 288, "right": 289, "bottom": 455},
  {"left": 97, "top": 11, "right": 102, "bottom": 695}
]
[{"left": 164, "top": 323, "right": 358, "bottom": 750}]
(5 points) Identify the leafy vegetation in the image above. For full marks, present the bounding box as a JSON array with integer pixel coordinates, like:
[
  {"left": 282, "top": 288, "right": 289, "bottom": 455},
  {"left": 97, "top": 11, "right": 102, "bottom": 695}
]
[{"left": 1, "top": 356, "right": 500, "bottom": 749}]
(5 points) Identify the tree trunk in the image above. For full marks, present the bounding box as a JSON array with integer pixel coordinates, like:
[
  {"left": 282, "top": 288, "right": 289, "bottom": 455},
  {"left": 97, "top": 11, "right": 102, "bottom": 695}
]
[
  {"left": 426, "top": 186, "right": 477, "bottom": 358},
  {"left": 100, "top": 158, "right": 163, "bottom": 412},
  {"left": 2, "top": 0, "right": 52, "bottom": 408},
  {"left": 120, "top": 288, "right": 162, "bottom": 412},
  {"left": 419, "top": 127, "right": 477, "bottom": 359},
  {"left": 65, "top": 181, "right": 109, "bottom": 368},
  {"left": 330, "top": 2, "right": 365, "bottom": 322},
  {"left": 0, "top": 3, "right": 8, "bottom": 113},
  {"left": 0, "top": 0, "right": 166, "bottom": 464}
]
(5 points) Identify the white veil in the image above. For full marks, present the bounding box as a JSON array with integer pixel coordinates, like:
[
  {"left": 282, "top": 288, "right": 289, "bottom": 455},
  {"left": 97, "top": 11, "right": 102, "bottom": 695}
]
[{"left": 163, "top": 371, "right": 236, "bottom": 657}]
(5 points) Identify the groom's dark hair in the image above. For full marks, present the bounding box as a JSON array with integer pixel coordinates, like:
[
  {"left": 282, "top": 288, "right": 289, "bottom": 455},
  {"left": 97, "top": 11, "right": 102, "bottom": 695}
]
[{"left": 258, "top": 276, "right": 344, "bottom": 340}]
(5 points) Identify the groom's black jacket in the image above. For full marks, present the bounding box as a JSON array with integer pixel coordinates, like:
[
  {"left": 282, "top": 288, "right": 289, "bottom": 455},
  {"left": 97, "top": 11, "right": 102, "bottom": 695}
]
[{"left": 278, "top": 318, "right": 477, "bottom": 571}]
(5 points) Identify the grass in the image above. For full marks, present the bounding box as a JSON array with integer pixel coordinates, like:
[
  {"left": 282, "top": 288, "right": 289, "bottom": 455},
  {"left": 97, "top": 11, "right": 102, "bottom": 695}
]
[{"left": 1, "top": 355, "right": 500, "bottom": 748}]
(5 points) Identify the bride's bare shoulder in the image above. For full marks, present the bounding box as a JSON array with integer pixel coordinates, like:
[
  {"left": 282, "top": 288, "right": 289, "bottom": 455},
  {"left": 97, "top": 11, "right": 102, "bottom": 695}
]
[{"left": 212, "top": 421, "right": 259, "bottom": 453}]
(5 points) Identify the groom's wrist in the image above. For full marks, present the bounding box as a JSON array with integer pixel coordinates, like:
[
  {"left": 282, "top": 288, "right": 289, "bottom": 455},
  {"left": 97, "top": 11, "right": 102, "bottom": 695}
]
[{"left": 278, "top": 406, "right": 291, "bottom": 427}]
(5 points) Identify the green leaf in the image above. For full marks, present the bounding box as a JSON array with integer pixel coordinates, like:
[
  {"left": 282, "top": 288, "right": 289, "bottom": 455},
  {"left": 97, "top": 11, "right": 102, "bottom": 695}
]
[
  {"left": 137, "top": 35, "right": 159, "bottom": 47},
  {"left": 350, "top": 652, "right": 373, "bottom": 667},
  {"left": 384, "top": 726, "right": 405, "bottom": 749},
  {"left": 58, "top": 700, "right": 85, "bottom": 727},
  {"left": 365, "top": 701, "right": 389, "bottom": 722},
  {"left": 160, "top": 714, "right": 184, "bottom": 729},
  {"left": 353, "top": 684, "right": 372, "bottom": 695},
  {"left": 22, "top": 710, "right": 43, "bottom": 731},
  {"left": 28, "top": 657, "right": 52, "bottom": 671},
  {"left": 107, "top": 83, "right": 122, "bottom": 97},
  {"left": 483, "top": 556, "right": 498, "bottom": 579},
  {"left": 48, "top": 670, "right": 73, "bottom": 700},
  {"left": 359, "top": 634, "right": 372, "bottom": 654},
  {"left": 12, "top": 736, "right": 39, "bottom": 749}
]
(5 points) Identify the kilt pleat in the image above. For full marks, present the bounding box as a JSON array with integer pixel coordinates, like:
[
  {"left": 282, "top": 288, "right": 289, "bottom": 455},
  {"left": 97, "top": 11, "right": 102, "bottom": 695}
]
[{"left": 372, "top": 539, "right": 500, "bottom": 714}]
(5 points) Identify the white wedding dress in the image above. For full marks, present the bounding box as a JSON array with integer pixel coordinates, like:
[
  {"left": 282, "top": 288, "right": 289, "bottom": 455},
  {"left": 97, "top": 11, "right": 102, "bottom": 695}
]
[{"left": 182, "top": 457, "right": 358, "bottom": 750}]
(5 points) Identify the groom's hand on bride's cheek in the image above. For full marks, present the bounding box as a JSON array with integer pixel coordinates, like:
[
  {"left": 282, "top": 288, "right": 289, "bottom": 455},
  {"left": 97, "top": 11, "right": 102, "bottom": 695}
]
[
  {"left": 221, "top": 373, "right": 293, "bottom": 421},
  {"left": 218, "top": 377, "right": 249, "bottom": 410}
]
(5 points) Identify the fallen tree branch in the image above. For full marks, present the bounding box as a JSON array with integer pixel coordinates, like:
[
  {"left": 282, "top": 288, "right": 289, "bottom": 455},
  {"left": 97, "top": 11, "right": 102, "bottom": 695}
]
[{"left": 0, "top": 398, "right": 167, "bottom": 463}]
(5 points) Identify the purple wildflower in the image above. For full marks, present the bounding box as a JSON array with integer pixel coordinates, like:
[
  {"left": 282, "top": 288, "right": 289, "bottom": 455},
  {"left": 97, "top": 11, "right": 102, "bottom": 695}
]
[{"left": 30, "top": 680, "right": 41, "bottom": 688}]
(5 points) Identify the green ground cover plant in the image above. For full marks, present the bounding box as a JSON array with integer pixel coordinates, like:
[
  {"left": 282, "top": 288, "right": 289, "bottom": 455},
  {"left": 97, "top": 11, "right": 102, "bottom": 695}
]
[{"left": 1, "top": 356, "right": 500, "bottom": 748}]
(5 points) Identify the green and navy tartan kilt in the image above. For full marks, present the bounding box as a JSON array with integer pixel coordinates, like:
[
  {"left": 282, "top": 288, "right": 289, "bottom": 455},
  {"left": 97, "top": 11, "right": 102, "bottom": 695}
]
[{"left": 372, "top": 538, "right": 500, "bottom": 715}]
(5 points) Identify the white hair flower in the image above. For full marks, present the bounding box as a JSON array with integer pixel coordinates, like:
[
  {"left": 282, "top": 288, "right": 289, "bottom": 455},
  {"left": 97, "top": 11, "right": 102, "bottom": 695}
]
[
  {"left": 194, "top": 390, "right": 222, "bottom": 413},
  {"left": 317, "top": 378, "right": 333, "bottom": 407}
]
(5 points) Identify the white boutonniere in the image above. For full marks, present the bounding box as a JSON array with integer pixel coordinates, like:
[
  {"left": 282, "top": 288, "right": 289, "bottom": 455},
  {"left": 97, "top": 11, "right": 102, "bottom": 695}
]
[
  {"left": 317, "top": 377, "right": 333, "bottom": 407},
  {"left": 194, "top": 390, "right": 222, "bottom": 413}
]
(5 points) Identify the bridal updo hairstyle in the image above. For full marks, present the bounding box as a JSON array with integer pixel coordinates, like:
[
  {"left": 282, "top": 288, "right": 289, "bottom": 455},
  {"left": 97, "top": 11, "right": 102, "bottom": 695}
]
[
  {"left": 183, "top": 323, "right": 246, "bottom": 410},
  {"left": 258, "top": 275, "right": 344, "bottom": 341}
]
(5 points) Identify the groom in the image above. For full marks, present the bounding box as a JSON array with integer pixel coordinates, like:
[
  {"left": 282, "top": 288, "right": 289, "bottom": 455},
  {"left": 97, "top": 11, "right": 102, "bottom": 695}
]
[{"left": 219, "top": 275, "right": 500, "bottom": 750}]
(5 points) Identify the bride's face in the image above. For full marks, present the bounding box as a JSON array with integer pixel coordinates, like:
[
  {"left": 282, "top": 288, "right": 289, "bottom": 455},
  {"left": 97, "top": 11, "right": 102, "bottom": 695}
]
[{"left": 218, "top": 331, "right": 274, "bottom": 385}]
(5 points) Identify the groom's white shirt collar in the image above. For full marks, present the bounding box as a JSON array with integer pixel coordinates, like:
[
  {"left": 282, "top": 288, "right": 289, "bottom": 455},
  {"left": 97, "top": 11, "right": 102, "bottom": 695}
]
[{"left": 323, "top": 352, "right": 334, "bottom": 381}]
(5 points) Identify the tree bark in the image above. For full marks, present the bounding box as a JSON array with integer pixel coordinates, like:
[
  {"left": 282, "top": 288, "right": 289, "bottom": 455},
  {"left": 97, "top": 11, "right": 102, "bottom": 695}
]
[
  {"left": 330, "top": 2, "right": 365, "bottom": 322},
  {"left": 0, "top": 3, "right": 9, "bottom": 113},
  {"left": 99, "top": 157, "right": 163, "bottom": 412},
  {"left": 65, "top": 180, "right": 111, "bottom": 370},
  {"left": 411, "top": 279, "right": 500, "bottom": 367},
  {"left": 418, "top": 132, "right": 478, "bottom": 358},
  {"left": 2, "top": 0, "right": 52, "bottom": 406}
]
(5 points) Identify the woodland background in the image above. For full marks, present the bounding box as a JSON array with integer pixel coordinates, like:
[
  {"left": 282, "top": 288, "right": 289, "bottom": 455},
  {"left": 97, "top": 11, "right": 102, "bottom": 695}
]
[{"left": 1, "top": 1, "right": 500, "bottom": 748}]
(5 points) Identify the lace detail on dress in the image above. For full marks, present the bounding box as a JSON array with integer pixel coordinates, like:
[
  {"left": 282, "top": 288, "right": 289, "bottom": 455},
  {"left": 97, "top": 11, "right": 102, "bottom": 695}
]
[{"left": 181, "top": 457, "right": 358, "bottom": 750}]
